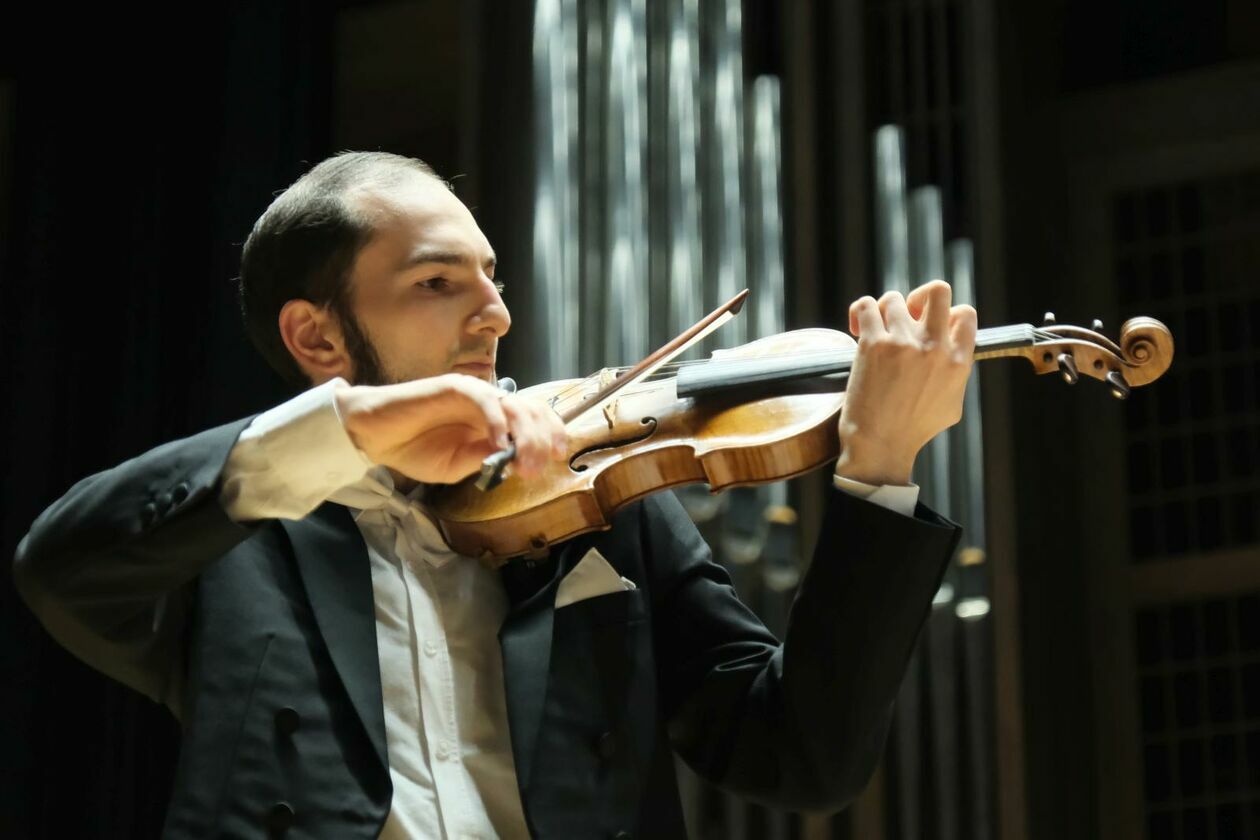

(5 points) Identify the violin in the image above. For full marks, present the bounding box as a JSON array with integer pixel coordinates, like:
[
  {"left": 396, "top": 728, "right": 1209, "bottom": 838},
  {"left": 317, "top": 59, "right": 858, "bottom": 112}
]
[{"left": 428, "top": 292, "right": 1174, "bottom": 565}]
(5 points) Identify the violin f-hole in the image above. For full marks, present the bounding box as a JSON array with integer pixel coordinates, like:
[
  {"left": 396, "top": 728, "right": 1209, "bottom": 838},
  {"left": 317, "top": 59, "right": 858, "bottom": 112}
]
[{"left": 569, "top": 417, "right": 659, "bottom": 473}]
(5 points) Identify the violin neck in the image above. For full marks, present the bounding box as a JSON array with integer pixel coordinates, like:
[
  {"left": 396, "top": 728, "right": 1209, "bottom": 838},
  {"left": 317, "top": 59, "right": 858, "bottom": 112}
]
[{"left": 674, "top": 324, "right": 1036, "bottom": 398}]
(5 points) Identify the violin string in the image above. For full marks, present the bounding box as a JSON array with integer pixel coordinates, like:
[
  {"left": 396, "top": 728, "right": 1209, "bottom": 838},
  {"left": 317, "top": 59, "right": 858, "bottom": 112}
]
[
  {"left": 543, "top": 370, "right": 607, "bottom": 408},
  {"left": 606, "top": 323, "right": 1049, "bottom": 375},
  {"left": 547, "top": 324, "right": 1074, "bottom": 411}
]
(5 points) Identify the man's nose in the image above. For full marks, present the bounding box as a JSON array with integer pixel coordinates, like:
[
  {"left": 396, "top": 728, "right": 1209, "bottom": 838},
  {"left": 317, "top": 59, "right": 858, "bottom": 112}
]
[{"left": 468, "top": 277, "right": 510, "bottom": 337}]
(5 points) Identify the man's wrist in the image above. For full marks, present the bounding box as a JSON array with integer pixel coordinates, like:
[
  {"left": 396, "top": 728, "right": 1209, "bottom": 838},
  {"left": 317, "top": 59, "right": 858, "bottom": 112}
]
[
  {"left": 834, "top": 449, "right": 915, "bottom": 486},
  {"left": 331, "top": 382, "right": 368, "bottom": 452}
]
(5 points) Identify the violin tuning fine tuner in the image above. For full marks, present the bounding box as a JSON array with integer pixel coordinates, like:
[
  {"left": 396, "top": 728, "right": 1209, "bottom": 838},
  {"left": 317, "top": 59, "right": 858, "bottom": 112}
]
[
  {"left": 476, "top": 444, "right": 516, "bottom": 492},
  {"left": 1056, "top": 352, "right": 1079, "bottom": 385},
  {"left": 1106, "top": 370, "right": 1131, "bottom": 400},
  {"left": 1092, "top": 318, "right": 1104, "bottom": 332},
  {"left": 1043, "top": 312, "right": 1056, "bottom": 325}
]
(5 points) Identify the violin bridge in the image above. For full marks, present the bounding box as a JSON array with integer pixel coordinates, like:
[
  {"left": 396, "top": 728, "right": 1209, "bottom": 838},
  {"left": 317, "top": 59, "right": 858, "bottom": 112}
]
[{"left": 603, "top": 399, "right": 618, "bottom": 429}]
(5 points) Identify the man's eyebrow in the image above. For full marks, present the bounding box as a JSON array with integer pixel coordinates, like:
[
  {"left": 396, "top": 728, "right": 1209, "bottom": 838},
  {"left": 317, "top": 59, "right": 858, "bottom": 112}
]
[{"left": 399, "top": 250, "right": 497, "bottom": 271}]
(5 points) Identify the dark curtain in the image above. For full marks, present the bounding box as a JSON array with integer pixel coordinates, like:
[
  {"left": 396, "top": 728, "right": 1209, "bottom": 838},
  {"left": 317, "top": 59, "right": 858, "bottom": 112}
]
[{"left": 1, "top": 5, "right": 338, "bottom": 837}]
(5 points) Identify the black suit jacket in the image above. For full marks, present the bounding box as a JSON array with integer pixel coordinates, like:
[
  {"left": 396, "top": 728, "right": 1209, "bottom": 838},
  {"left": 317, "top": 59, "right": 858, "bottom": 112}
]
[{"left": 14, "top": 416, "right": 961, "bottom": 839}]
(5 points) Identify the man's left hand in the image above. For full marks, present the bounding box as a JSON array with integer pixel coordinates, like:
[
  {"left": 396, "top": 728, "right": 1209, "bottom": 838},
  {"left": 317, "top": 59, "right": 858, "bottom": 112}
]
[{"left": 834, "top": 280, "right": 977, "bottom": 486}]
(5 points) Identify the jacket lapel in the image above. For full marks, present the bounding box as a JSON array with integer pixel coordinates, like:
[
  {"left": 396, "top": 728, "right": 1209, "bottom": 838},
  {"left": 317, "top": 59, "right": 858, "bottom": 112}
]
[
  {"left": 282, "top": 502, "right": 388, "bottom": 774},
  {"left": 497, "top": 538, "right": 588, "bottom": 792}
]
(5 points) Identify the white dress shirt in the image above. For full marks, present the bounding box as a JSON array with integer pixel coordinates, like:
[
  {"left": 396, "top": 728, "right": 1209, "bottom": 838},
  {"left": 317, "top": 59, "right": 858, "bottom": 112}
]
[{"left": 217, "top": 377, "right": 918, "bottom": 839}]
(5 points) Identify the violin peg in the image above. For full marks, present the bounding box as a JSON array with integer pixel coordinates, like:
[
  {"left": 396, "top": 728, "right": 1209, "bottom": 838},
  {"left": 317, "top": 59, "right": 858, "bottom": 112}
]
[
  {"left": 1106, "top": 369, "right": 1131, "bottom": 400},
  {"left": 1091, "top": 318, "right": 1104, "bottom": 332},
  {"left": 1057, "top": 352, "right": 1079, "bottom": 385},
  {"left": 1043, "top": 311, "right": 1056, "bottom": 325}
]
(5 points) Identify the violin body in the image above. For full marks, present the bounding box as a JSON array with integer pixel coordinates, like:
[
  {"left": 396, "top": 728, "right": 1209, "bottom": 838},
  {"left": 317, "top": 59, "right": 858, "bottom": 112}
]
[{"left": 429, "top": 329, "right": 854, "bottom": 562}]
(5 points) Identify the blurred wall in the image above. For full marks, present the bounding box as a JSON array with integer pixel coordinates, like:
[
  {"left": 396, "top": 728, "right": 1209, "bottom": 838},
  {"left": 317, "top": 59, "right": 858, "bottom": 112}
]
[{"left": 998, "top": 2, "right": 1260, "bottom": 838}]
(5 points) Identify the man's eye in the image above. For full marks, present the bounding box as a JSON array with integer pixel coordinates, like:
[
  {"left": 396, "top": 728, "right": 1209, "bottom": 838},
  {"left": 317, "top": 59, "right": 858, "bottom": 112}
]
[{"left": 417, "top": 278, "right": 450, "bottom": 291}]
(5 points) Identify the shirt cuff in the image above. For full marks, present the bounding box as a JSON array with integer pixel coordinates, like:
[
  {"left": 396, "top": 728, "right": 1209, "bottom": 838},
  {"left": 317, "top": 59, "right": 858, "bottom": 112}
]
[
  {"left": 220, "top": 377, "right": 376, "bottom": 521},
  {"left": 832, "top": 472, "right": 920, "bottom": 518}
]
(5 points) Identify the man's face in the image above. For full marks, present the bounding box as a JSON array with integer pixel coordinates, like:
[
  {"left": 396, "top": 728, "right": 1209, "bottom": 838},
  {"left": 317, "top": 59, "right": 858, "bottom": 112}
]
[{"left": 339, "top": 175, "right": 509, "bottom": 386}]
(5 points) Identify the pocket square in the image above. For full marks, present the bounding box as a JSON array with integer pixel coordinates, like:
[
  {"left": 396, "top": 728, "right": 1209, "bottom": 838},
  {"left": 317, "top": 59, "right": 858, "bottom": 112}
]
[{"left": 555, "top": 548, "right": 636, "bottom": 608}]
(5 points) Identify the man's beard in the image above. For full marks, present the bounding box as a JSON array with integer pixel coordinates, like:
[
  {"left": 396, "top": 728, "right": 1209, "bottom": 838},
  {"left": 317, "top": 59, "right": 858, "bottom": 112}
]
[
  {"left": 332, "top": 300, "right": 391, "bottom": 386},
  {"left": 330, "top": 301, "right": 497, "bottom": 388}
]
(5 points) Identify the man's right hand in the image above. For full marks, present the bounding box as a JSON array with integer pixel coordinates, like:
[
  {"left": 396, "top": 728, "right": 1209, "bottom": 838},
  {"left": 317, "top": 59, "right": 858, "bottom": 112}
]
[{"left": 334, "top": 375, "right": 569, "bottom": 485}]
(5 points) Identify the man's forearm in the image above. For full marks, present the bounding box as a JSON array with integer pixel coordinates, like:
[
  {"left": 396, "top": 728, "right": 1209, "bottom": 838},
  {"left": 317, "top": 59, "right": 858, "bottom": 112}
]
[{"left": 219, "top": 377, "right": 374, "bottom": 522}]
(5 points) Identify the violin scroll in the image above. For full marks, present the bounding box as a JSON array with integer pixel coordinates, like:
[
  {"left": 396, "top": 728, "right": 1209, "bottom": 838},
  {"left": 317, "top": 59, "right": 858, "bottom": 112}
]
[
  {"left": 1001, "top": 316, "right": 1174, "bottom": 395},
  {"left": 1115, "top": 316, "right": 1175, "bottom": 386}
]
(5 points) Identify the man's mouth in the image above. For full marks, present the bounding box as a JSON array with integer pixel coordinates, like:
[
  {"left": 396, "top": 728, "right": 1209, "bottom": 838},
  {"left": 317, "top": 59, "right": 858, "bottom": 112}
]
[{"left": 452, "top": 361, "right": 494, "bottom": 376}]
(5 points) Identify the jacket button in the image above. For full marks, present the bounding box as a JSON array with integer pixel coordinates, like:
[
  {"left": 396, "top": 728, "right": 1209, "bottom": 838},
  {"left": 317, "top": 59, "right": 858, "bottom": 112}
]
[
  {"left": 171, "top": 482, "right": 189, "bottom": 504},
  {"left": 596, "top": 731, "right": 617, "bottom": 759},
  {"left": 266, "top": 802, "right": 295, "bottom": 834},
  {"left": 275, "top": 707, "right": 301, "bottom": 735},
  {"left": 156, "top": 490, "right": 174, "bottom": 514}
]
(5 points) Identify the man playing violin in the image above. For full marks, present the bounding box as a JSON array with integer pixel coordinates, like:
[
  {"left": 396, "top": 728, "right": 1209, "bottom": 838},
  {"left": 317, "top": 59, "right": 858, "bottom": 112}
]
[{"left": 15, "top": 152, "right": 976, "bottom": 838}]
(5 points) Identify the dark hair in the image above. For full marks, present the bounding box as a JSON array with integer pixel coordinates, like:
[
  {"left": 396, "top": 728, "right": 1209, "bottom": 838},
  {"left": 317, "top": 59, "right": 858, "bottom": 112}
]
[{"left": 238, "top": 151, "right": 441, "bottom": 385}]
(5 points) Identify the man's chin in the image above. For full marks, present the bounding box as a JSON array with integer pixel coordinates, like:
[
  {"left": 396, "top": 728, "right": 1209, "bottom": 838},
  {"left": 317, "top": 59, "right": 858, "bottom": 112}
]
[{"left": 450, "top": 363, "right": 496, "bottom": 383}]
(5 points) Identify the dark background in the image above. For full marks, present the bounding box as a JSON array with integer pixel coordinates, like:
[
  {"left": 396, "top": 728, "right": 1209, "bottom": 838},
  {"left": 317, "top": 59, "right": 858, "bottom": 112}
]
[{"left": 3, "top": 2, "right": 1258, "bottom": 838}]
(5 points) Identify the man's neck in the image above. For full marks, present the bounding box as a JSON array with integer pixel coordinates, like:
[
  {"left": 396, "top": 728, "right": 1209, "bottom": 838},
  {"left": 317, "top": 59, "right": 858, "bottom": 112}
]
[{"left": 389, "top": 468, "right": 420, "bottom": 496}]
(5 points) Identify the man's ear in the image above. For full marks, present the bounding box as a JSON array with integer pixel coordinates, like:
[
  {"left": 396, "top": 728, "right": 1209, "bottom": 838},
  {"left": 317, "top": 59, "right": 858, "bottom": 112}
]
[{"left": 277, "top": 299, "right": 352, "bottom": 385}]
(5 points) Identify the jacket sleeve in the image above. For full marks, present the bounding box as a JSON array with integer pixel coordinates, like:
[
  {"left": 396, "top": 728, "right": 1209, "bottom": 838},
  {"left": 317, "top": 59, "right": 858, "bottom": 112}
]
[
  {"left": 13, "top": 417, "right": 261, "bottom": 712},
  {"left": 220, "top": 376, "right": 374, "bottom": 521},
  {"left": 646, "top": 485, "right": 961, "bottom": 811}
]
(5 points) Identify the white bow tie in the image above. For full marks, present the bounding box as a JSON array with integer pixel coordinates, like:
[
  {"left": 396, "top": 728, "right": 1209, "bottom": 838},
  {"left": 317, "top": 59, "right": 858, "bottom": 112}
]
[{"left": 329, "top": 467, "right": 460, "bottom": 568}]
